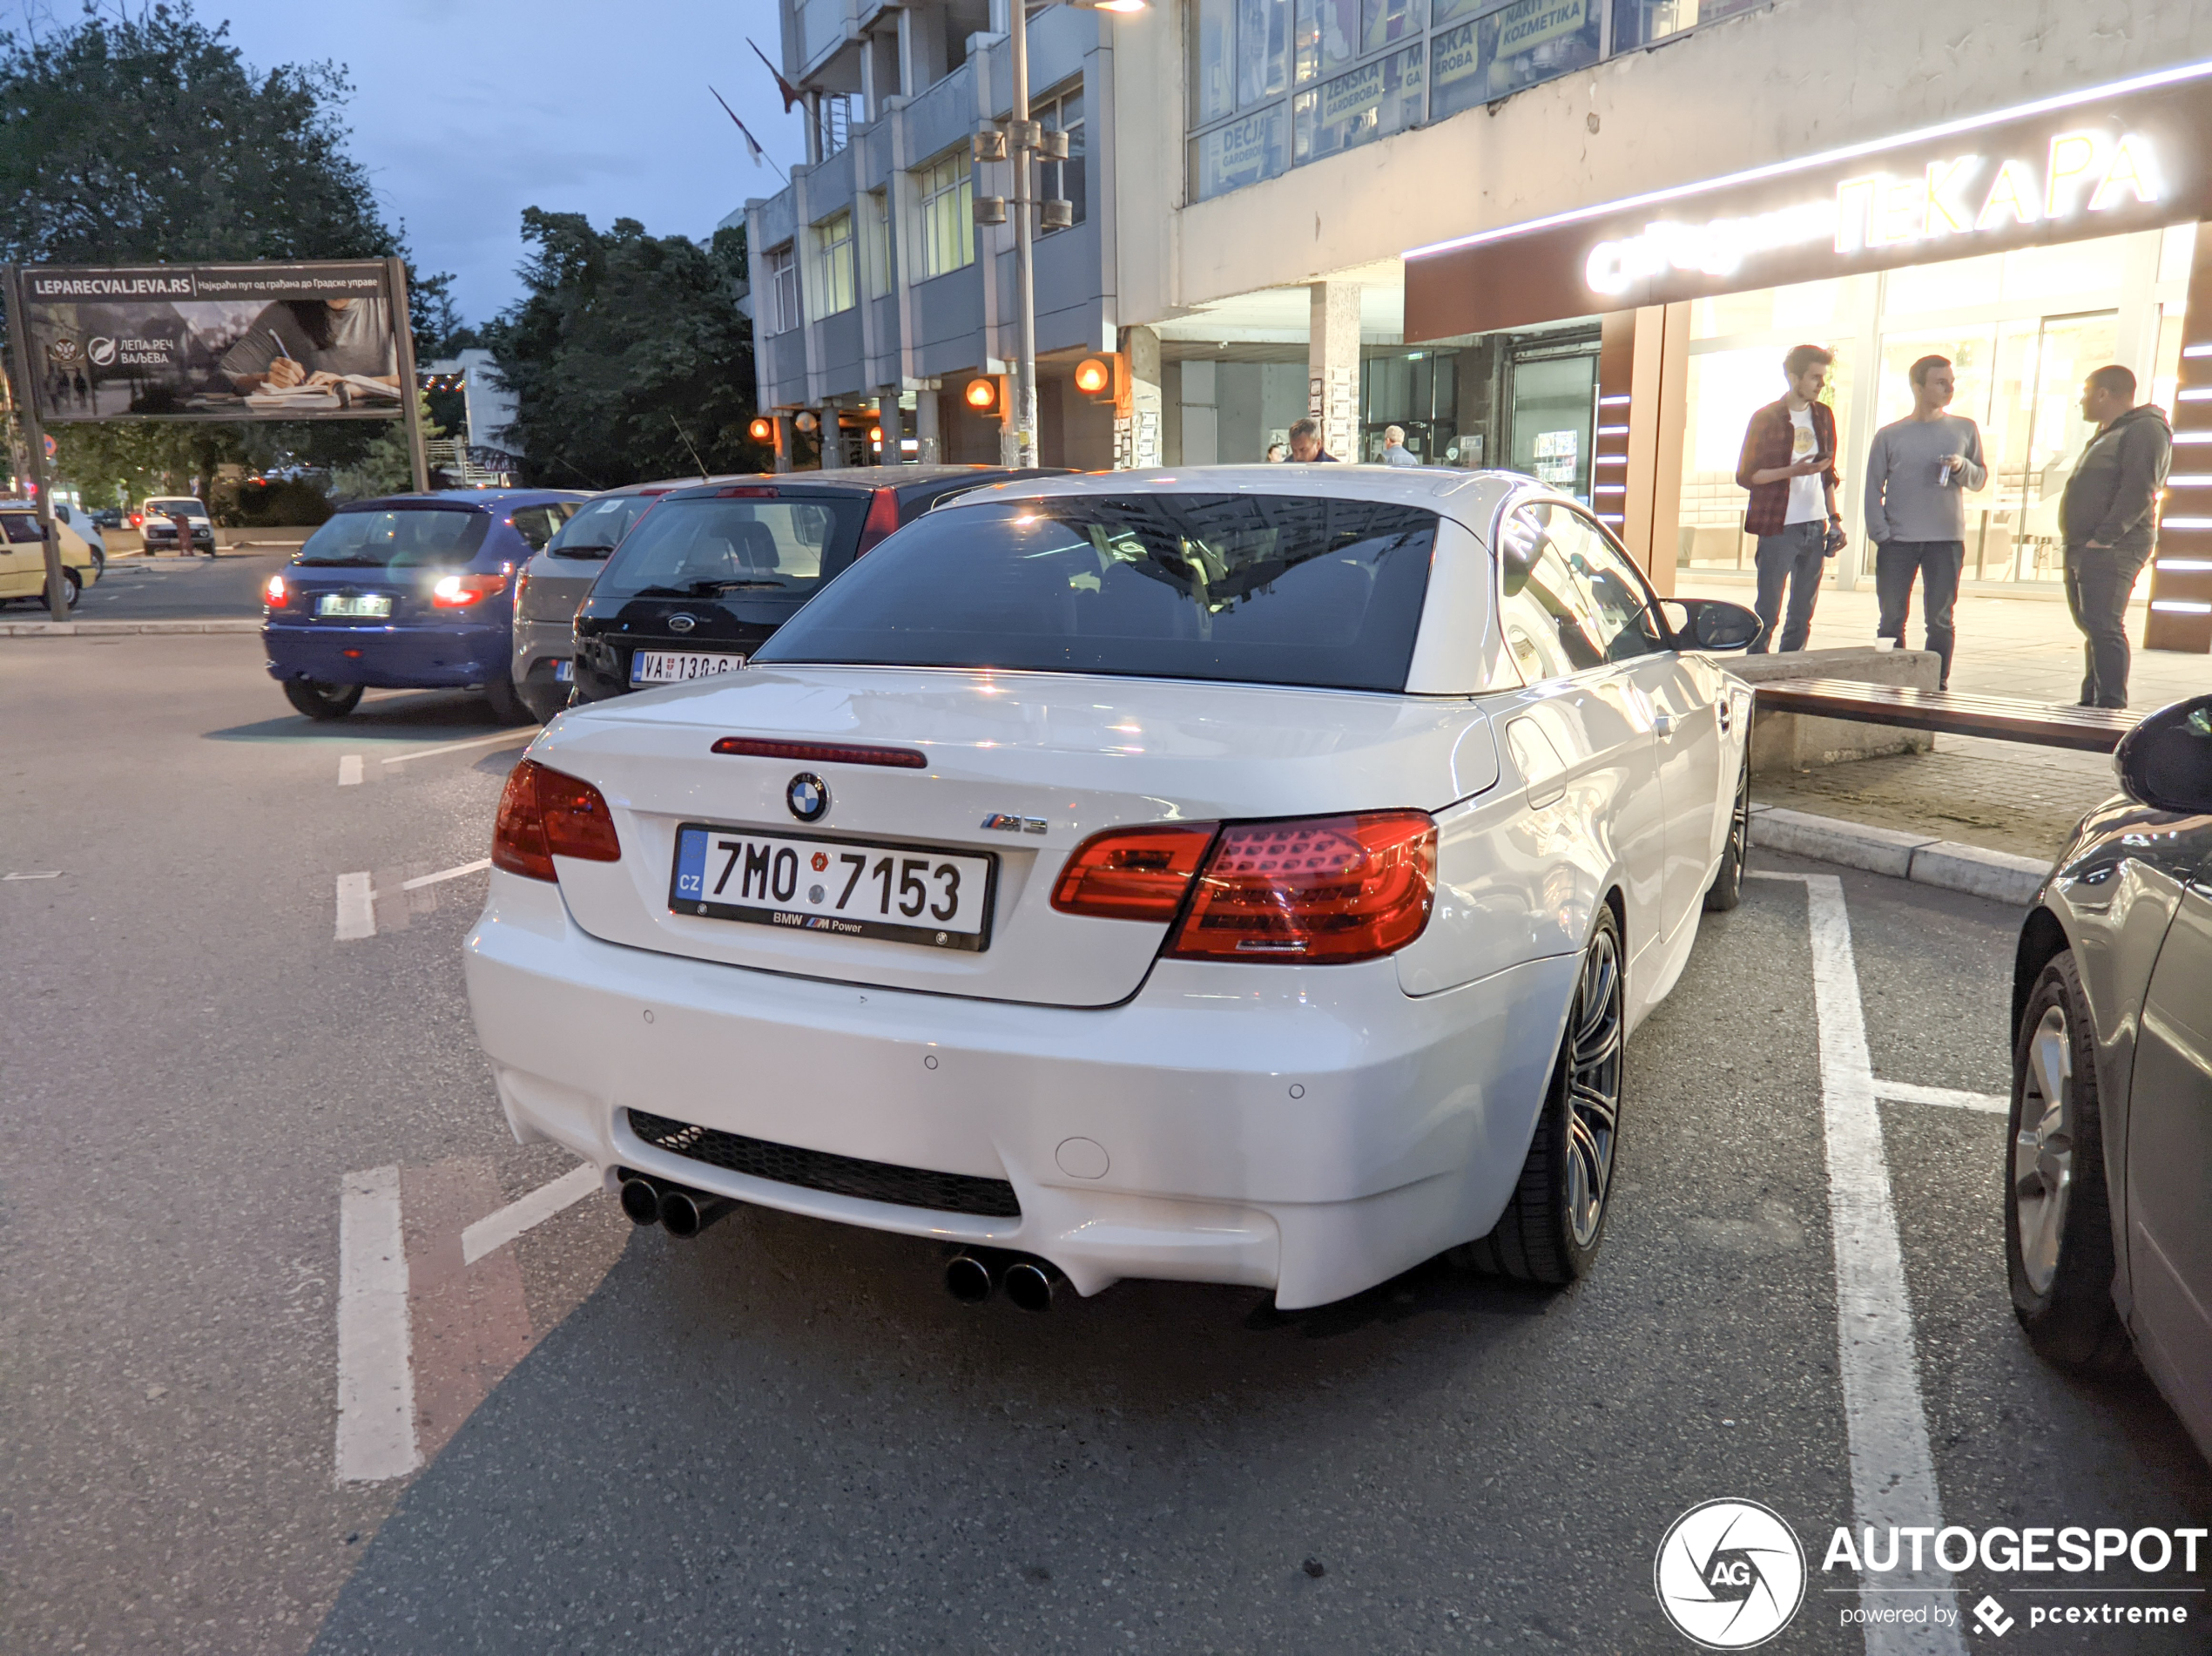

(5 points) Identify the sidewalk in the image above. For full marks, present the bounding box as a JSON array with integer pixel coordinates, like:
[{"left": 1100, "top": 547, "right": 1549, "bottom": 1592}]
[{"left": 1680, "top": 574, "right": 2209, "bottom": 864}]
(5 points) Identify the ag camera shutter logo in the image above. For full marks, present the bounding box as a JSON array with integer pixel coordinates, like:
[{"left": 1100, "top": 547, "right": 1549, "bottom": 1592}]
[{"left": 1655, "top": 1499, "right": 1807, "bottom": 1649}]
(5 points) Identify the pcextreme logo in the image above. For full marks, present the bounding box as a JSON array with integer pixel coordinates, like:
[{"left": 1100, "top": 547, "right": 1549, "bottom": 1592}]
[{"left": 1655, "top": 1499, "right": 1808, "bottom": 1649}]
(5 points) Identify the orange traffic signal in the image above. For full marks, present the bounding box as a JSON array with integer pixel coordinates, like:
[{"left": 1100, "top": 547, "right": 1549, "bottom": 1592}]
[
  {"left": 748, "top": 416, "right": 773, "bottom": 443},
  {"left": 964, "top": 376, "right": 1000, "bottom": 412},
  {"left": 1073, "top": 356, "right": 1111, "bottom": 395}
]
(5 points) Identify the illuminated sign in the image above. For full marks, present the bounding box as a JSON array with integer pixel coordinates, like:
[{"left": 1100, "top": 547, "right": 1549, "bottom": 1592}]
[{"left": 1584, "top": 131, "right": 2163, "bottom": 295}]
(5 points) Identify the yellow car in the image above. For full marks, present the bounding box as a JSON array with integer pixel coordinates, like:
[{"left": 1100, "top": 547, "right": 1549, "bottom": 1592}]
[{"left": 0, "top": 505, "right": 101, "bottom": 610}]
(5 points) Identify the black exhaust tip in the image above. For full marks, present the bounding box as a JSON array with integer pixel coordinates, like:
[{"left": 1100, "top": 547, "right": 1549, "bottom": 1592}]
[
  {"left": 658, "top": 1186, "right": 736, "bottom": 1239},
  {"left": 1002, "top": 1261, "right": 1055, "bottom": 1313},
  {"left": 945, "top": 1254, "right": 995, "bottom": 1304},
  {"left": 618, "top": 1177, "right": 662, "bottom": 1227}
]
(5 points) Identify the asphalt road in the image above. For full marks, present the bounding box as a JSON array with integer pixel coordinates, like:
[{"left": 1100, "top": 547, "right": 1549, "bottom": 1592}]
[
  {"left": 25, "top": 548, "right": 291, "bottom": 620},
  {"left": 3, "top": 633, "right": 2206, "bottom": 1656}
]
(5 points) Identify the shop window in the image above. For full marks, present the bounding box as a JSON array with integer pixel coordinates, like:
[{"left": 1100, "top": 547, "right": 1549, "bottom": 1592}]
[
  {"left": 1294, "top": 0, "right": 1361, "bottom": 82},
  {"left": 1294, "top": 42, "right": 1424, "bottom": 163},
  {"left": 1238, "top": 0, "right": 1291, "bottom": 105},
  {"left": 915, "top": 152, "right": 975, "bottom": 280},
  {"left": 1675, "top": 345, "right": 1855, "bottom": 571},
  {"left": 1192, "top": 0, "right": 1237, "bottom": 123},
  {"left": 1191, "top": 103, "right": 1290, "bottom": 201},
  {"left": 1039, "top": 87, "right": 1087, "bottom": 231},
  {"left": 1611, "top": 0, "right": 1767, "bottom": 51},
  {"left": 1362, "top": 0, "right": 1426, "bottom": 55},
  {"left": 1689, "top": 277, "right": 1850, "bottom": 341},
  {"left": 810, "top": 210, "right": 856, "bottom": 317},
  {"left": 1432, "top": 0, "right": 1600, "bottom": 123}
]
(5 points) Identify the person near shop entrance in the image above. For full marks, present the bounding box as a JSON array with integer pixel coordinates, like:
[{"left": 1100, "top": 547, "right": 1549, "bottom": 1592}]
[
  {"left": 1381, "top": 425, "right": 1420, "bottom": 466},
  {"left": 1736, "top": 343, "right": 1844, "bottom": 653},
  {"left": 1287, "top": 418, "right": 1338, "bottom": 463},
  {"left": 1863, "top": 355, "right": 1986, "bottom": 689},
  {"left": 2060, "top": 364, "right": 2172, "bottom": 708}
]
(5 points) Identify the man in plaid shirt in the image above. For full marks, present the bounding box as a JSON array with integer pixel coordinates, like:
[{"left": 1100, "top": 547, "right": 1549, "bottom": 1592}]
[{"left": 1735, "top": 343, "right": 1845, "bottom": 652}]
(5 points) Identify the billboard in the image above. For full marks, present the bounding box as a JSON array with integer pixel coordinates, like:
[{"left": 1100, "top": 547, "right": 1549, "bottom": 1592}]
[{"left": 16, "top": 260, "right": 406, "bottom": 422}]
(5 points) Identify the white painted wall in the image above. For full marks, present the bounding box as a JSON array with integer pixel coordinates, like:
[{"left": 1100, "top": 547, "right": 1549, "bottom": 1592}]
[{"left": 1112, "top": 0, "right": 2212, "bottom": 324}]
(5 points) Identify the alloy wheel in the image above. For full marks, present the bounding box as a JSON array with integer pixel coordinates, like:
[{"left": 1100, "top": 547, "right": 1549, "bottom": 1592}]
[
  {"left": 2014, "top": 1004, "right": 2075, "bottom": 1297},
  {"left": 1726, "top": 764, "right": 1750, "bottom": 873},
  {"left": 1563, "top": 923, "right": 1624, "bottom": 1248}
]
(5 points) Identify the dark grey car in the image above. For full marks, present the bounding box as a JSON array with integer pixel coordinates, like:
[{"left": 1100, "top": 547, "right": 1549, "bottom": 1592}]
[{"left": 2010, "top": 693, "right": 2212, "bottom": 1463}]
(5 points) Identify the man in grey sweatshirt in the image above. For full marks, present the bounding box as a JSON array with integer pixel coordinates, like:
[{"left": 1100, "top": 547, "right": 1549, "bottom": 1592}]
[
  {"left": 1863, "top": 355, "right": 1987, "bottom": 688},
  {"left": 2060, "top": 364, "right": 2173, "bottom": 708}
]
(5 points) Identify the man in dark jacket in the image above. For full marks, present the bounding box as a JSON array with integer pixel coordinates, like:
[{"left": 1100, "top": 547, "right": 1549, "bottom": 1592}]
[
  {"left": 1736, "top": 344, "right": 1844, "bottom": 652},
  {"left": 2060, "top": 365, "right": 2172, "bottom": 708}
]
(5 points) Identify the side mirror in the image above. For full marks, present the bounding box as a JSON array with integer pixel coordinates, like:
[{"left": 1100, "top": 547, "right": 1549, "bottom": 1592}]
[
  {"left": 1660, "top": 597, "right": 1764, "bottom": 652},
  {"left": 2114, "top": 694, "right": 2212, "bottom": 814}
]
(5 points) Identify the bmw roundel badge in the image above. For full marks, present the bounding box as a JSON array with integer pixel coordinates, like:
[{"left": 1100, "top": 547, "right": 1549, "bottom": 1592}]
[{"left": 786, "top": 773, "right": 829, "bottom": 822}]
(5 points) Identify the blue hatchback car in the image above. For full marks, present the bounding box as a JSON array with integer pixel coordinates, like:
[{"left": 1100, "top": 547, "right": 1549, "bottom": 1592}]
[{"left": 262, "top": 490, "right": 583, "bottom": 721}]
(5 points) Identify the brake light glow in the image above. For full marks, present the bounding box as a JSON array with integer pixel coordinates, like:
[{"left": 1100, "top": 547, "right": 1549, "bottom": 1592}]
[
  {"left": 1168, "top": 812, "right": 1436, "bottom": 963},
  {"left": 264, "top": 572, "right": 290, "bottom": 608},
  {"left": 854, "top": 485, "right": 900, "bottom": 555},
  {"left": 718, "top": 485, "right": 779, "bottom": 498},
  {"left": 492, "top": 759, "right": 623, "bottom": 881},
  {"left": 710, "top": 736, "right": 928, "bottom": 768},
  {"left": 432, "top": 571, "right": 509, "bottom": 607},
  {"left": 1052, "top": 823, "right": 1218, "bottom": 921}
]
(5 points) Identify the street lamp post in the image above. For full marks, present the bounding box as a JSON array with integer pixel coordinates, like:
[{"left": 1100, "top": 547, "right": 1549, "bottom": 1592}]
[{"left": 998, "top": 0, "right": 1142, "bottom": 469}]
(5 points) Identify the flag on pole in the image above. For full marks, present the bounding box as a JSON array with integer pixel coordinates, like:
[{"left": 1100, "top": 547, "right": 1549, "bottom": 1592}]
[
  {"left": 710, "top": 86, "right": 786, "bottom": 179},
  {"left": 747, "top": 39, "right": 805, "bottom": 113}
]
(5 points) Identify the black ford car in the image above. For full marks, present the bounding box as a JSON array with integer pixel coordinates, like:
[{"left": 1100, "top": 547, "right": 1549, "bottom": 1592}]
[{"left": 570, "top": 466, "right": 1062, "bottom": 704}]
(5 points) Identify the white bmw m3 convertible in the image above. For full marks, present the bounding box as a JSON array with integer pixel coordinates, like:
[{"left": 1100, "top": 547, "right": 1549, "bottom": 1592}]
[{"left": 464, "top": 467, "right": 1763, "bottom": 1310}]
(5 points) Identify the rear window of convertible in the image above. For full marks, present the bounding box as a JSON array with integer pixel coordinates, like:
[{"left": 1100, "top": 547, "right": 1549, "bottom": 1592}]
[{"left": 752, "top": 494, "right": 1439, "bottom": 693}]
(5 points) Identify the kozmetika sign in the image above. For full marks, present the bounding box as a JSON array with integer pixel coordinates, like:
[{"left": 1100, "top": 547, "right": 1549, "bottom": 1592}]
[{"left": 1404, "top": 60, "right": 2212, "bottom": 340}]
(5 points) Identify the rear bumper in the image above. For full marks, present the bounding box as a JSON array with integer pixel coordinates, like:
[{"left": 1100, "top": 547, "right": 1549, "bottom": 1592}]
[
  {"left": 263, "top": 619, "right": 508, "bottom": 688},
  {"left": 463, "top": 869, "right": 1574, "bottom": 1308}
]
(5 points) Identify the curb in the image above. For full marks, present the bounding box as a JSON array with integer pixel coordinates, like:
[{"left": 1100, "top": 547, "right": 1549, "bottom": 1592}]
[
  {"left": 0, "top": 619, "right": 261, "bottom": 637},
  {"left": 1750, "top": 804, "right": 2051, "bottom": 906}
]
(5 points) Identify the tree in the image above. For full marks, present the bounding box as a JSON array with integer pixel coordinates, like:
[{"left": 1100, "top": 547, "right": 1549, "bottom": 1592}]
[
  {"left": 0, "top": 3, "right": 468, "bottom": 496},
  {"left": 483, "top": 210, "right": 768, "bottom": 489}
]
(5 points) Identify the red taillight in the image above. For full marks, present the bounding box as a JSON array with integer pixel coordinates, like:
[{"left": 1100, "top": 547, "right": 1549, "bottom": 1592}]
[
  {"left": 854, "top": 485, "right": 901, "bottom": 555},
  {"left": 264, "top": 572, "right": 290, "bottom": 608},
  {"left": 433, "top": 571, "right": 509, "bottom": 608},
  {"left": 492, "top": 759, "right": 623, "bottom": 881},
  {"left": 129, "top": 512, "right": 142, "bottom": 528},
  {"left": 1167, "top": 811, "right": 1436, "bottom": 963},
  {"left": 1052, "top": 823, "right": 1218, "bottom": 921}
]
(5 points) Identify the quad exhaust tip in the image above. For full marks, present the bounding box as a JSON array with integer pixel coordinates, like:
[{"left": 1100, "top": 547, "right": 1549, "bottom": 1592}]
[{"left": 945, "top": 1251, "right": 1061, "bottom": 1311}]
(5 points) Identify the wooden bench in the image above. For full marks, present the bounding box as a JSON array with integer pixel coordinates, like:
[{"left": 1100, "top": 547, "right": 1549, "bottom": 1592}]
[{"left": 1752, "top": 679, "right": 2144, "bottom": 754}]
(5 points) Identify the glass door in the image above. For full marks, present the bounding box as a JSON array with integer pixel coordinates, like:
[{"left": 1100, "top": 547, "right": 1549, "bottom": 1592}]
[{"left": 1509, "top": 347, "right": 1598, "bottom": 505}]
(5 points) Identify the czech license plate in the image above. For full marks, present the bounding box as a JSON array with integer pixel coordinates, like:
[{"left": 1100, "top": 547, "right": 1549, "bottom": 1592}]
[
  {"left": 670, "top": 824, "right": 996, "bottom": 951},
  {"left": 553, "top": 659, "right": 574, "bottom": 683},
  {"left": 631, "top": 650, "right": 746, "bottom": 686},
  {"left": 316, "top": 593, "right": 392, "bottom": 618}
]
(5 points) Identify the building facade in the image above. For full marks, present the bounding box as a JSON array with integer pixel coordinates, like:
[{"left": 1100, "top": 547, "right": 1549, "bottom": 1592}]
[{"left": 740, "top": 0, "right": 2212, "bottom": 648}]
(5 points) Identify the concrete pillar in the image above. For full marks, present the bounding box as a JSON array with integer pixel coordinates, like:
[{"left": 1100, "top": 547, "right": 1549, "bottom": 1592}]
[
  {"left": 876, "top": 390, "right": 903, "bottom": 463},
  {"left": 1119, "top": 325, "right": 1163, "bottom": 470},
  {"left": 1308, "top": 282, "right": 1361, "bottom": 460},
  {"left": 914, "top": 388, "right": 942, "bottom": 464},
  {"left": 1181, "top": 359, "right": 1219, "bottom": 465}
]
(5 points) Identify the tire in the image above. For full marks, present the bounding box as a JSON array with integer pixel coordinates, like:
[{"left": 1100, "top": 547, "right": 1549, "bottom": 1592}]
[
  {"left": 2006, "top": 952, "right": 2133, "bottom": 1370},
  {"left": 516, "top": 678, "right": 569, "bottom": 724},
  {"left": 1453, "top": 905, "right": 1626, "bottom": 1284},
  {"left": 60, "top": 567, "right": 81, "bottom": 611},
  {"left": 1703, "top": 755, "right": 1750, "bottom": 912},
  {"left": 482, "top": 674, "right": 539, "bottom": 727},
  {"left": 283, "top": 679, "right": 363, "bottom": 720}
]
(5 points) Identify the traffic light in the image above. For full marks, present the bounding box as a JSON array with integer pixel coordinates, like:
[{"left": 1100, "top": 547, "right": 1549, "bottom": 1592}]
[
  {"left": 1073, "top": 355, "right": 1114, "bottom": 398},
  {"left": 964, "top": 376, "right": 1004, "bottom": 418},
  {"left": 747, "top": 416, "right": 773, "bottom": 443}
]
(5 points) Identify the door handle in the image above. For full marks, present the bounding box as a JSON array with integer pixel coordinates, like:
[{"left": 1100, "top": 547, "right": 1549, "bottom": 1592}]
[{"left": 1654, "top": 712, "right": 1677, "bottom": 740}]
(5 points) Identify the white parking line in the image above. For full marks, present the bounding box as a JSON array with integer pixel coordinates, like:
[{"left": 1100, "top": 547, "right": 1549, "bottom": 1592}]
[
  {"left": 335, "top": 1166, "right": 421, "bottom": 1484},
  {"left": 462, "top": 1163, "right": 603, "bottom": 1265},
  {"left": 334, "top": 872, "right": 375, "bottom": 941},
  {"left": 401, "top": 858, "right": 491, "bottom": 891},
  {"left": 1751, "top": 870, "right": 1964, "bottom": 1656},
  {"left": 338, "top": 754, "right": 363, "bottom": 787},
  {"left": 381, "top": 731, "right": 531, "bottom": 768},
  {"left": 1874, "top": 1080, "right": 2008, "bottom": 1115},
  {"left": 4, "top": 870, "right": 63, "bottom": 880}
]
